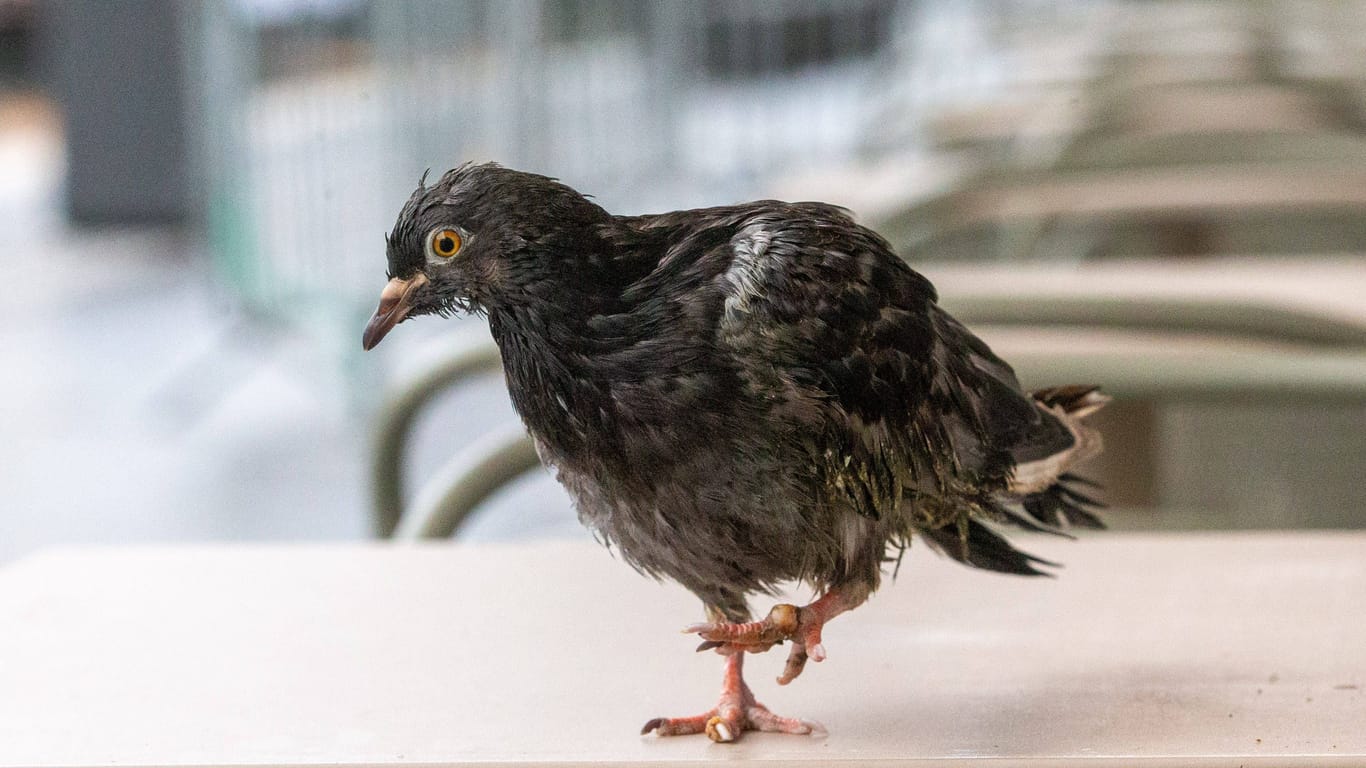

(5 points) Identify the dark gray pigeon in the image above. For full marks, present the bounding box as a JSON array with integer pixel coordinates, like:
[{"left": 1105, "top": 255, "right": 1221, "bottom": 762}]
[{"left": 363, "top": 163, "right": 1107, "bottom": 743}]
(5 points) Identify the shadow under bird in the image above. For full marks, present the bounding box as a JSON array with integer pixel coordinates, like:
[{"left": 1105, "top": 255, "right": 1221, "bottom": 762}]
[{"left": 362, "top": 163, "right": 1108, "bottom": 743}]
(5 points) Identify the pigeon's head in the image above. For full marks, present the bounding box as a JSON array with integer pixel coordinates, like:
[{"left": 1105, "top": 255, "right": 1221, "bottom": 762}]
[{"left": 362, "top": 162, "right": 610, "bottom": 350}]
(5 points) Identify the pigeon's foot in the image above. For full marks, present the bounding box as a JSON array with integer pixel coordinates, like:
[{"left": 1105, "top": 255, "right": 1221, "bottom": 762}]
[
  {"left": 641, "top": 653, "right": 820, "bottom": 743},
  {"left": 684, "top": 588, "right": 856, "bottom": 684}
]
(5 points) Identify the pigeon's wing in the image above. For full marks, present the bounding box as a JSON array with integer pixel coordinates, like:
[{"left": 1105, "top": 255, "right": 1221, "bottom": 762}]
[
  {"left": 927, "top": 307, "right": 1078, "bottom": 469},
  {"left": 714, "top": 205, "right": 1073, "bottom": 517}
]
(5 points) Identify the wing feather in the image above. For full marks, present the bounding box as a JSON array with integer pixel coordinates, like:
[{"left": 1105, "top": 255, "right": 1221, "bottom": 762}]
[{"left": 711, "top": 205, "right": 1087, "bottom": 521}]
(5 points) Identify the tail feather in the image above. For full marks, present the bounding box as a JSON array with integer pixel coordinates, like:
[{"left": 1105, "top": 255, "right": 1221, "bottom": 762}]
[
  {"left": 1010, "top": 385, "right": 1109, "bottom": 531},
  {"left": 979, "top": 494, "right": 1075, "bottom": 538},
  {"left": 1032, "top": 384, "right": 1111, "bottom": 419},
  {"left": 1008, "top": 385, "right": 1108, "bottom": 495},
  {"left": 920, "top": 518, "right": 1059, "bottom": 577},
  {"left": 918, "top": 385, "right": 1109, "bottom": 578},
  {"left": 1017, "top": 474, "right": 1106, "bottom": 530},
  {"left": 1056, "top": 473, "right": 1106, "bottom": 508}
]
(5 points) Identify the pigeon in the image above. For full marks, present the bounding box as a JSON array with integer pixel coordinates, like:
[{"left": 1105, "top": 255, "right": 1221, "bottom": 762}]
[{"left": 363, "top": 163, "right": 1108, "bottom": 743}]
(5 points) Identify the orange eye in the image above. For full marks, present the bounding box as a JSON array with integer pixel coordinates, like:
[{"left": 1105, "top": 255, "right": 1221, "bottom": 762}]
[{"left": 429, "top": 228, "right": 462, "bottom": 258}]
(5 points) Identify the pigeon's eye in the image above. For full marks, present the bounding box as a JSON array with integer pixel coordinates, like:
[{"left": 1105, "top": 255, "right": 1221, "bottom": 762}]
[{"left": 428, "top": 228, "right": 463, "bottom": 259}]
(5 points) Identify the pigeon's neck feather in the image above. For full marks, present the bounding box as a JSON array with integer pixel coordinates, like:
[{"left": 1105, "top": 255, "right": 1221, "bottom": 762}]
[
  {"left": 482, "top": 225, "right": 732, "bottom": 475},
  {"left": 485, "top": 294, "right": 628, "bottom": 468}
]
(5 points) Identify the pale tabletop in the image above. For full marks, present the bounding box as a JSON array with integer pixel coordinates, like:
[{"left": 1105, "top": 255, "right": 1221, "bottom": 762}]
[{"left": 1, "top": 532, "right": 1363, "bottom": 767}]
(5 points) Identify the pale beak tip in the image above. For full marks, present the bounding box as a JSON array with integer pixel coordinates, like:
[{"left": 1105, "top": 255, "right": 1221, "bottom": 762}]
[{"left": 361, "top": 273, "right": 428, "bottom": 351}]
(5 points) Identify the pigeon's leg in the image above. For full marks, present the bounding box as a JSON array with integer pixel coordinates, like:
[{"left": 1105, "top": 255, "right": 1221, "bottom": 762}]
[
  {"left": 640, "top": 652, "right": 820, "bottom": 742},
  {"left": 685, "top": 586, "right": 864, "bottom": 685}
]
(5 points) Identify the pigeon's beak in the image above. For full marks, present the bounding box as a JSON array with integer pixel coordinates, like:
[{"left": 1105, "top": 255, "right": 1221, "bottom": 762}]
[{"left": 362, "top": 273, "right": 429, "bottom": 350}]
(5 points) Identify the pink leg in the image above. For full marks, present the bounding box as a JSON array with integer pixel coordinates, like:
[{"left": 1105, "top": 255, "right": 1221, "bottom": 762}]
[
  {"left": 641, "top": 652, "right": 821, "bottom": 743},
  {"left": 684, "top": 587, "right": 862, "bottom": 685}
]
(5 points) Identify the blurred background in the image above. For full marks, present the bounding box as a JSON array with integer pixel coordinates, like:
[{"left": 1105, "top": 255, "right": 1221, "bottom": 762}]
[{"left": 2, "top": 0, "right": 1363, "bottom": 565}]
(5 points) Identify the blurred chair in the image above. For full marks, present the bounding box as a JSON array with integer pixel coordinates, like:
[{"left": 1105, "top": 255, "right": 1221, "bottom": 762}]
[
  {"left": 368, "top": 335, "right": 540, "bottom": 540},
  {"left": 876, "top": 0, "right": 1366, "bottom": 261}
]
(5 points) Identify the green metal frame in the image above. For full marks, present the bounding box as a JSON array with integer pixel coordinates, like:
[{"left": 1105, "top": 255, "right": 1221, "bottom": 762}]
[
  {"left": 391, "top": 423, "right": 543, "bottom": 541},
  {"left": 369, "top": 336, "right": 507, "bottom": 538}
]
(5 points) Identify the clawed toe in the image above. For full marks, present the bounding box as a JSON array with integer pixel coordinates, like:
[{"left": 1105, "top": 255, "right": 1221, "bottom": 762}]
[
  {"left": 641, "top": 653, "right": 820, "bottom": 743},
  {"left": 641, "top": 706, "right": 818, "bottom": 743},
  {"left": 682, "top": 603, "right": 801, "bottom": 650},
  {"left": 685, "top": 602, "right": 834, "bottom": 684},
  {"left": 652, "top": 594, "right": 853, "bottom": 740},
  {"left": 684, "top": 605, "right": 803, "bottom": 660},
  {"left": 746, "top": 702, "right": 822, "bottom": 735},
  {"left": 641, "top": 713, "right": 712, "bottom": 737},
  {"left": 641, "top": 709, "right": 741, "bottom": 742}
]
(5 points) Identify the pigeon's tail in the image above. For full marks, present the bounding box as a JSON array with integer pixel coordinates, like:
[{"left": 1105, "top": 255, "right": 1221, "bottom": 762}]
[
  {"left": 918, "top": 385, "right": 1109, "bottom": 578},
  {"left": 1007, "top": 385, "right": 1109, "bottom": 532},
  {"left": 1007, "top": 385, "right": 1108, "bottom": 496}
]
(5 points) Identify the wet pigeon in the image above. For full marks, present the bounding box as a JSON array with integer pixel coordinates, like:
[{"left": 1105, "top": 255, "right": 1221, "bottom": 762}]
[{"left": 363, "top": 163, "right": 1107, "bottom": 743}]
